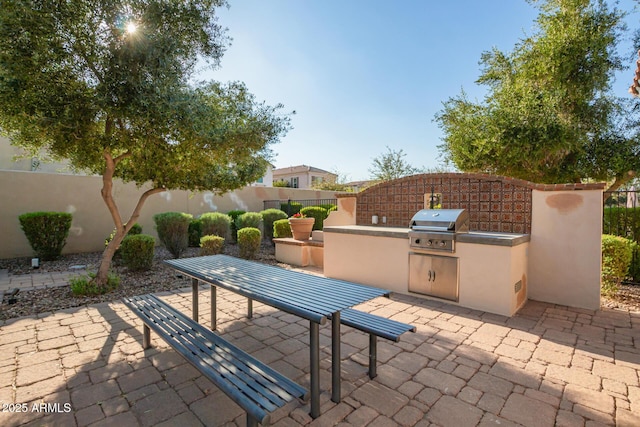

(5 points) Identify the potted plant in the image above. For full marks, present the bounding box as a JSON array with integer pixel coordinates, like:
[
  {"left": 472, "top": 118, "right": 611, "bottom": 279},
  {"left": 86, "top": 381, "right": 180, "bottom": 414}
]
[{"left": 288, "top": 212, "right": 315, "bottom": 240}]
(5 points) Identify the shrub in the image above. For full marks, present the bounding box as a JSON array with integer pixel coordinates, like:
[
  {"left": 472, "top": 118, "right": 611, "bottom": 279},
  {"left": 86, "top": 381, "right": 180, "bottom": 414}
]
[
  {"left": 300, "top": 206, "right": 328, "bottom": 230},
  {"left": 260, "top": 209, "right": 288, "bottom": 240},
  {"left": 227, "top": 210, "right": 246, "bottom": 241},
  {"left": 318, "top": 203, "right": 337, "bottom": 211},
  {"left": 120, "top": 234, "right": 155, "bottom": 271},
  {"left": 105, "top": 223, "right": 143, "bottom": 259},
  {"left": 601, "top": 234, "right": 633, "bottom": 296},
  {"left": 18, "top": 211, "right": 73, "bottom": 261},
  {"left": 200, "top": 235, "right": 225, "bottom": 256},
  {"left": 200, "top": 212, "right": 231, "bottom": 239},
  {"left": 70, "top": 272, "right": 120, "bottom": 296},
  {"left": 236, "top": 212, "right": 263, "bottom": 232},
  {"left": 273, "top": 219, "right": 292, "bottom": 238},
  {"left": 188, "top": 219, "right": 203, "bottom": 247},
  {"left": 280, "top": 201, "right": 302, "bottom": 216},
  {"left": 237, "top": 227, "right": 261, "bottom": 259},
  {"left": 153, "top": 212, "right": 192, "bottom": 259}
]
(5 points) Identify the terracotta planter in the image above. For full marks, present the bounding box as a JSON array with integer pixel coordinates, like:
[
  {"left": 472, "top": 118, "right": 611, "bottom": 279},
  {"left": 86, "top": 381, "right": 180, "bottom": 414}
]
[{"left": 288, "top": 218, "right": 315, "bottom": 240}]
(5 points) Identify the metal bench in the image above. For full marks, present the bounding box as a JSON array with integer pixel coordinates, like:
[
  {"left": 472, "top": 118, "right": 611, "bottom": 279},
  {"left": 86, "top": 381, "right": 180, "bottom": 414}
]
[
  {"left": 123, "top": 294, "right": 307, "bottom": 427},
  {"left": 338, "top": 308, "right": 416, "bottom": 379}
]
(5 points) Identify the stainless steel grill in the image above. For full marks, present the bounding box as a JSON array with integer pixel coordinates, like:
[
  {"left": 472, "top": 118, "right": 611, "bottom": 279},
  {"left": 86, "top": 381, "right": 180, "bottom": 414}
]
[{"left": 408, "top": 209, "right": 469, "bottom": 253}]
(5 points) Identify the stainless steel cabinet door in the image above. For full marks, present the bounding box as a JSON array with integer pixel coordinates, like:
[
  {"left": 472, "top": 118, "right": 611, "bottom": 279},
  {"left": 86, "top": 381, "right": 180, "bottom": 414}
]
[{"left": 409, "top": 253, "right": 459, "bottom": 302}]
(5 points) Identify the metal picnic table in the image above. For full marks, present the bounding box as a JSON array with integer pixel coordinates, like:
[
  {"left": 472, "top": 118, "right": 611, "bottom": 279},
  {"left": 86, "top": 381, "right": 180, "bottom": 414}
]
[{"left": 164, "top": 254, "right": 390, "bottom": 418}]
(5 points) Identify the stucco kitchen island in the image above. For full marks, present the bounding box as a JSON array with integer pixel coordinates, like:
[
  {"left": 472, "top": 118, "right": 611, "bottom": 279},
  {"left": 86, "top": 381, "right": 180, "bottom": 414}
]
[{"left": 323, "top": 225, "right": 530, "bottom": 317}]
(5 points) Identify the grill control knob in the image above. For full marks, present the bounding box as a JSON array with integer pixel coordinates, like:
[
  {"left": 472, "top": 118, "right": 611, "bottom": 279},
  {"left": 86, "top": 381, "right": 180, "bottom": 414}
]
[
  {"left": 426, "top": 240, "right": 433, "bottom": 246},
  {"left": 438, "top": 240, "right": 446, "bottom": 247},
  {"left": 414, "top": 238, "right": 420, "bottom": 245}
]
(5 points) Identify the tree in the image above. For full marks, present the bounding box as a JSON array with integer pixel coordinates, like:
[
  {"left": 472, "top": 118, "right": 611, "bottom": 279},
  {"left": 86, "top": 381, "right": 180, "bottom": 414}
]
[
  {"left": 311, "top": 169, "right": 353, "bottom": 191},
  {"left": 369, "top": 146, "right": 421, "bottom": 181},
  {"left": 435, "top": 0, "right": 640, "bottom": 191},
  {"left": 0, "top": 0, "right": 291, "bottom": 287}
]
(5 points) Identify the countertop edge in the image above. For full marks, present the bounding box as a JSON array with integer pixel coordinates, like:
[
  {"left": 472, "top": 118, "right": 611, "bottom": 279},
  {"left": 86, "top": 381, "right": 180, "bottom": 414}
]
[{"left": 323, "top": 226, "right": 530, "bottom": 246}]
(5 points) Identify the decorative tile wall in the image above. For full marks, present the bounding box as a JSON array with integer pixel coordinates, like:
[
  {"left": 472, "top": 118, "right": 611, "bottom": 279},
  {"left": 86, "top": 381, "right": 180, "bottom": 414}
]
[{"left": 348, "top": 173, "right": 604, "bottom": 234}]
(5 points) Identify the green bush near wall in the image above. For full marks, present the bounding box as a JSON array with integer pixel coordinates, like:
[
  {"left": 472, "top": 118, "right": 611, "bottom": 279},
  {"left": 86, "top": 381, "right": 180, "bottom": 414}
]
[
  {"left": 603, "top": 207, "right": 640, "bottom": 281},
  {"left": 120, "top": 234, "right": 155, "bottom": 271},
  {"left": 200, "top": 212, "right": 231, "bottom": 239},
  {"left": 300, "top": 206, "right": 328, "bottom": 230},
  {"left": 273, "top": 219, "right": 292, "bottom": 238},
  {"left": 260, "top": 209, "right": 288, "bottom": 240},
  {"left": 601, "top": 234, "right": 633, "bottom": 296},
  {"left": 280, "top": 202, "right": 302, "bottom": 216},
  {"left": 153, "top": 212, "right": 192, "bottom": 259},
  {"left": 18, "top": 211, "right": 73, "bottom": 261},
  {"left": 237, "top": 227, "right": 261, "bottom": 259},
  {"left": 236, "top": 212, "right": 263, "bottom": 231},
  {"left": 200, "top": 235, "right": 225, "bottom": 256},
  {"left": 227, "top": 210, "right": 246, "bottom": 241}
]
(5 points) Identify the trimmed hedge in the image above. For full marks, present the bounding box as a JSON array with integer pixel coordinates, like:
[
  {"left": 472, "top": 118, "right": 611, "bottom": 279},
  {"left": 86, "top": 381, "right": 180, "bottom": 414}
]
[
  {"left": 273, "top": 219, "right": 292, "bottom": 238},
  {"left": 18, "top": 211, "right": 73, "bottom": 261},
  {"left": 153, "top": 212, "right": 192, "bottom": 259},
  {"left": 200, "top": 235, "right": 225, "bottom": 256},
  {"left": 260, "top": 208, "right": 288, "bottom": 240},
  {"left": 601, "top": 234, "right": 633, "bottom": 296},
  {"left": 236, "top": 212, "right": 263, "bottom": 231},
  {"left": 280, "top": 201, "right": 302, "bottom": 216},
  {"left": 300, "top": 206, "right": 328, "bottom": 231},
  {"left": 227, "top": 210, "right": 246, "bottom": 241},
  {"left": 200, "top": 212, "right": 231, "bottom": 239},
  {"left": 120, "top": 234, "right": 155, "bottom": 271},
  {"left": 238, "top": 227, "right": 261, "bottom": 259},
  {"left": 188, "top": 219, "right": 203, "bottom": 247},
  {"left": 603, "top": 206, "right": 640, "bottom": 281}
]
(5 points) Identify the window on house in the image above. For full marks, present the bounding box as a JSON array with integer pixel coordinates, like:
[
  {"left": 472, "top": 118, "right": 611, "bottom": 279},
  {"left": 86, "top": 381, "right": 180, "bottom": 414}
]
[
  {"left": 291, "top": 177, "right": 299, "bottom": 188},
  {"left": 311, "top": 176, "right": 323, "bottom": 184}
]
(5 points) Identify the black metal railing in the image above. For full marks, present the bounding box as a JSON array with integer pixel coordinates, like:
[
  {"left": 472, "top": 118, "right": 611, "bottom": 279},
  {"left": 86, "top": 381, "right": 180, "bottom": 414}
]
[
  {"left": 263, "top": 198, "right": 337, "bottom": 216},
  {"left": 603, "top": 189, "right": 640, "bottom": 284}
]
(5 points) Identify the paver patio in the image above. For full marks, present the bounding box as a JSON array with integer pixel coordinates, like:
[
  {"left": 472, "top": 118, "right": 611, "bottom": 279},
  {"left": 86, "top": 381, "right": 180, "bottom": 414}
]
[{"left": 0, "top": 271, "right": 639, "bottom": 426}]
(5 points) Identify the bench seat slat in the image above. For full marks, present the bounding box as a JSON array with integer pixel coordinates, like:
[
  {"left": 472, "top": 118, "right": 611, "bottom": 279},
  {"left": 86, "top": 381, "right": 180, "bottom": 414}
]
[
  {"left": 339, "top": 308, "right": 416, "bottom": 342},
  {"left": 137, "top": 298, "right": 296, "bottom": 411},
  {"left": 124, "top": 294, "right": 306, "bottom": 425}
]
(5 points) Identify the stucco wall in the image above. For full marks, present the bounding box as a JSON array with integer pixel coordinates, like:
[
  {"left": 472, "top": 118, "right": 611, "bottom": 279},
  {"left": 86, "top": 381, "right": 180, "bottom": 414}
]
[
  {"left": 0, "top": 170, "right": 339, "bottom": 259},
  {"left": 528, "top": 189, "right": 603, "bottom": 310}
]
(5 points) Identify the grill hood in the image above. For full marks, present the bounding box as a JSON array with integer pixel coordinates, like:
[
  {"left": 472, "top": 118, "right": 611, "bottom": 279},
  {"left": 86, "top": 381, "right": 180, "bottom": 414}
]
[{"left": 409, "top": 209, "right": 469, "bottom": 233}]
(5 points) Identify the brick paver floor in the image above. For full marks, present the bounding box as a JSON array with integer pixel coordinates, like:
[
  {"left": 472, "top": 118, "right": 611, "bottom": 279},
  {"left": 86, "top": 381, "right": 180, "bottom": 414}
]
[{"left": 0, "top": 274, "right": 638, "bottom": 426}]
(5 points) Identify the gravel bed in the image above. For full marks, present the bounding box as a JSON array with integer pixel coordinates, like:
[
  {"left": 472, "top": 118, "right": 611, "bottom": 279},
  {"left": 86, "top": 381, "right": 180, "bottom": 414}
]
[
  {"left": 0, "top": 243, "right": 286, "bottom": 321},
  {"left": 1, "top": 244, "right": 639, "bottom": 320}
]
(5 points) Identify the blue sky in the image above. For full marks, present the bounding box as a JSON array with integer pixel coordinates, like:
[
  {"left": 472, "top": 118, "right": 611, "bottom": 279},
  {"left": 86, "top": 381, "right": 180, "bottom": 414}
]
[{"left": 202, "top": 0, "right": 639, "bottom": 182}]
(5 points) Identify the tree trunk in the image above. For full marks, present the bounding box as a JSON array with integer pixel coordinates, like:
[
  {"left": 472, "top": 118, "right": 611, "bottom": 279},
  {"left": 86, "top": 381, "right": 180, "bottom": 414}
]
[{"left": 93, "top": 150, "right": 165, "bottom": 287}]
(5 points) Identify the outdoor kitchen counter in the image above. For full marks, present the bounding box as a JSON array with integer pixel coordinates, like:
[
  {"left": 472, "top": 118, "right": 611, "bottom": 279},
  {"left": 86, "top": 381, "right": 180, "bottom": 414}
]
[
  {"left": 323, "top": 225, "right": 531, "bottom": 317},
  {"left": 323, "top": 225, "right": 530, "bottom": 247}
]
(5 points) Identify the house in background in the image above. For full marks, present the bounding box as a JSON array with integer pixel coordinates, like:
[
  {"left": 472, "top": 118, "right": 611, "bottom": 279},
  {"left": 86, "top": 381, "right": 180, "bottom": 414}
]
[
  {"left": 250, "top": 163, "right": 274, "bottom": 187},
  {"left": 272, "top": 165, "right": 337, "bottom": 189}
]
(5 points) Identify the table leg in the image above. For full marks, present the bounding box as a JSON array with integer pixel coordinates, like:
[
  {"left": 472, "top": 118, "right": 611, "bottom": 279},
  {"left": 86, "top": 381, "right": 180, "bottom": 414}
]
[
  {"left": 331, "top": 311, "right": 341, "bottom": 403},
  {"left": 211, "top": 285, "right": 217, "bottom": 331},
  {"left": 248, "top": 298, "right": 253, "bottom": 319},
  {"left": 191, "top": 278, "right": 199, "bottom": 322},
  {"left": 310, "top": 321, "right": 320, "bottom": 419}
]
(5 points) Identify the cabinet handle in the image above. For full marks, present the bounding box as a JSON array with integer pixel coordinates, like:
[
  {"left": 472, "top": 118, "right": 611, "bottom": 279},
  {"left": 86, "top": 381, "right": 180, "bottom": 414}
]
[
  {"left": 432, "top": 270, "right": 436, "bottom": 281},
  {"left": 428, "top": 270, "right": 432, "bottom": 281}
]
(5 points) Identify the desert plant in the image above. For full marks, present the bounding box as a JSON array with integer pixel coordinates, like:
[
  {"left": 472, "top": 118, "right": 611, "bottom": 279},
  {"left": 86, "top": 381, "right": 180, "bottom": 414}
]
[
  {"left": 300, "top": 206, "right": 328, "bottom": 231},
  {"left": 200, "top": 212, "right": 231, "bottom": 239},
  {"left": 601, "top": 234, "right": 633, "bottom": 296},
  {"left": 188, "top": 219, "right": 203, "bottom": 247},
  {"left": 237, "top": 227, "right": 261, "bottom": 259},
  {"left": 18, "top": 211, "right": 73, "bottom": 261},
  {"left": 120, "top": 234, "right": 155, "bottom": 271},
  {"left": 200, "top": 235, "right": 225, "bottom": 256},
  {"left": 153, "top": 212, "right": 192, "bottom": 259},
  {"left": 260, "top": 208, "right": 288, "bottom": 240},
  {"left": 236, "top": 212, "right": 263, "bottom": 232},
  {"left": 273, "top": 219, "right": 293, "bottom": 238},
  {"left": 70, "top": 272, "right": 120, "bottom": 296}
]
